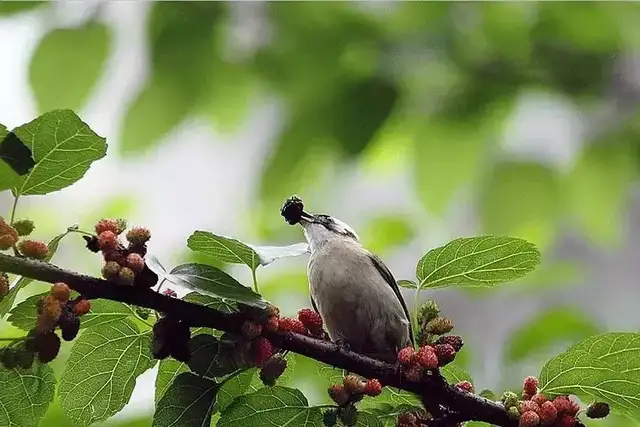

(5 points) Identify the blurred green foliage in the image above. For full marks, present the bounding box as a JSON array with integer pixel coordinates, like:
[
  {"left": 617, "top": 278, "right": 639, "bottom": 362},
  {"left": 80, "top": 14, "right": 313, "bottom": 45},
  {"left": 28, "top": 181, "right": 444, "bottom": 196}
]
[{"left": 2, "top": 2, "right": 640, "bottom": 426}]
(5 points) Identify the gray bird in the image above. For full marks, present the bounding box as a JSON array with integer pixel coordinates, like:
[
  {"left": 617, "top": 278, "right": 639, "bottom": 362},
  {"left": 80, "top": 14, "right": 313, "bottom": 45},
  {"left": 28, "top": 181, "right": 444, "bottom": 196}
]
[{"left": 282, "top": 197, "right": 413, "bottom": 363}]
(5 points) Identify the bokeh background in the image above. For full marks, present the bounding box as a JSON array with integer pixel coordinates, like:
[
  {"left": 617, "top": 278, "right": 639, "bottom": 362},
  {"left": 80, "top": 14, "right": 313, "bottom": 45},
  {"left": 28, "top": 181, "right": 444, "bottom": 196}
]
[{"left": 1, "top": 1, "right": 640, "bottom": 426}]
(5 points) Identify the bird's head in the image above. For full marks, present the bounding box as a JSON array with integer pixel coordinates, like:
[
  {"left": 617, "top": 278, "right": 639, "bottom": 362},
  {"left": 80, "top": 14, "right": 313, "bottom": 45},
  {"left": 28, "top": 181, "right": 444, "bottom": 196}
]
[{"left": 281, "top": 196, "right": 359, "bottom": 251}]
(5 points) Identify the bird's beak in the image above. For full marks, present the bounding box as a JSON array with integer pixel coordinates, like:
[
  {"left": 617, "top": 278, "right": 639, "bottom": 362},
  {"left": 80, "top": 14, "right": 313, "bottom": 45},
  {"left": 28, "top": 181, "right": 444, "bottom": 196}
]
[{"left": 299, "top": 210, "right": 316, "bottom": 223}]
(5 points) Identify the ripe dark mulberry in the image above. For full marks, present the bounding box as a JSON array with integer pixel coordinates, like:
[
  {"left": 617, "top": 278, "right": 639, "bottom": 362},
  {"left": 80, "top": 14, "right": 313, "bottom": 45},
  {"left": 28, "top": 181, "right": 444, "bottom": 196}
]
[
  {"left": 435, "top": 335, "right": 464, "bottom": 352},
  {"left": 433, "top": 343, "right": 456, "bottom": 366},
  {"left": 59, "top": 307, "right": 81, "bottom": 341},
  {"left": 36, "top": 331, "right": 61, "bottom": 363},
  {"left": 259, "top": 354, "right": 287, "bottom": 386}
]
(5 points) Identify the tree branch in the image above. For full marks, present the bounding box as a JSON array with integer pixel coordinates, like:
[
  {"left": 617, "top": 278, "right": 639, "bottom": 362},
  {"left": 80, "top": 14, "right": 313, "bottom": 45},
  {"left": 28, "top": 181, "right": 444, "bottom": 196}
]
[{"left": 0, "top": 253, "right": 515, "bottom": 427}]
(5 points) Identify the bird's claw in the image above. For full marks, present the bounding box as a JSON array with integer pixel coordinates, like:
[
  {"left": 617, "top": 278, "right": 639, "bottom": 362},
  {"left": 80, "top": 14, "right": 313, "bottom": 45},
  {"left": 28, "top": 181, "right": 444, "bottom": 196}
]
[{"left": 333, "top": 339, "right": 351, "bottom": 353}]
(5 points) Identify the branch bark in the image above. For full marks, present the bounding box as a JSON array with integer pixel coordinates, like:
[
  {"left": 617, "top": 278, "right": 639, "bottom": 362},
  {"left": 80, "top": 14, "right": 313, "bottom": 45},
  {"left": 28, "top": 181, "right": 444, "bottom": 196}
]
[{"left": 0, "top": 253, "right": 516, "bottom": 427}]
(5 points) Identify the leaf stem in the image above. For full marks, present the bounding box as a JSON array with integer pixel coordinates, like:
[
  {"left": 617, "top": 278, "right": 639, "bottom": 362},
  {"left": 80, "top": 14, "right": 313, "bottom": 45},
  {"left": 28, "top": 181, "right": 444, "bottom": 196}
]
[
  {"left": 412, "top": 288, "right": 421, "bottom": 344},
  {"left": 251, "top": 268, "right": 259, "bottom": 294},
  {"left": 9, "top": 196, "right": 19, "bottom": 224}
]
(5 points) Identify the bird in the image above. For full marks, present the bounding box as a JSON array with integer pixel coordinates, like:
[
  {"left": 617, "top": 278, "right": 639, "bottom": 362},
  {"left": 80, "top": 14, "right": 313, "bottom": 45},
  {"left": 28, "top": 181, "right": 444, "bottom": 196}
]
[{"left": 281, "top": 196, "right": 413, "bottom": 363}]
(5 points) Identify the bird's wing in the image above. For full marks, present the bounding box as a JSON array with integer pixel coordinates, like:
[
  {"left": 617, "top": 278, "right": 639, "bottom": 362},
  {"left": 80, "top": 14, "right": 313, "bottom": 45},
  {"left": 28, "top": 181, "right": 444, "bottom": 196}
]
[
  {"left": 367, "top": 252, "right": 414, "bottom": 345},
  {"left": 310, "top": 295, "right": 319, "bottom": 314}
]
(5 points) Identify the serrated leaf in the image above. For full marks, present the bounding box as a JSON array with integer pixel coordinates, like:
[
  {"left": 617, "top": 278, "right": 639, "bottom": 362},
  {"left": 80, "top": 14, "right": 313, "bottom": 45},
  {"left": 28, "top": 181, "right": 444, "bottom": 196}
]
[
  {"left": 356, "top": 411, "right": 384, "bottom": 427},
  {"left": 397, "top": 280, "right": 417, "bottom": 289},
  {"left": 188, "top": 333, "right": 248, "bottom": 379},
  {"left": 29, "top": 22, "right": 110, "bottom": 113},
  {"left": 187, "top": 231, "right": 260, "bottom": 270},
  {"left": 416, "top": 236, "right": 540, "bottom": 289},
  {"left": 12, "top": 109, "right": 107, "bottom": 196},
  {"left": 0, "top": 126, "right": 35, "bottom": 191},
  {"left": 0, "top": 230, "right": 69, "bottom": 316},
  {"left": 169, "top": 263, "right": 266, "bottom": 308},
  {"left": 362, "top": 387, "right": 420, "bottom": 410},
  {"left": 0, "top": 361, "right": 56, "bottom": 427},
  {"left": 441, "top": 364, "right": 473, "bottom": 386},
  {"left": 184, "top": 292, "right": 238, "bottom": 314},
  {"left": 539, "top": 334, "right": 640, "bottom": 413},
  {"left": 59, "top": 319, "right": 155, "bottom": 426},
  {"left": 218, "top": 386, "right": 323, "bottom": 427},
  {"left": 505, "top": 307, "right": 600, "bottom": 364},
  {"left": 153, "top": 372, "right": 219, "bottom": 427},
  {"left": 214, "top": 369, "right": 257, "bottom": 412},
  {"left": 569, "top": 333, "right": 640, "bottom": 382},
  {"left": 155, "top": 359, "right": 189, "bottom": 404},
  {"left": 7, "top": 293, "right": 130, "bottom": 331}
]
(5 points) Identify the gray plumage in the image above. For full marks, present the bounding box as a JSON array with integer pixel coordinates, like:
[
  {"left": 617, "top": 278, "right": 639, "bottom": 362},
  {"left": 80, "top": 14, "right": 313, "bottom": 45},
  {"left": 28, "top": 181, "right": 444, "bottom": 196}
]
[{"left": 300, "top": 213, "right": 413, "bottom": 363}]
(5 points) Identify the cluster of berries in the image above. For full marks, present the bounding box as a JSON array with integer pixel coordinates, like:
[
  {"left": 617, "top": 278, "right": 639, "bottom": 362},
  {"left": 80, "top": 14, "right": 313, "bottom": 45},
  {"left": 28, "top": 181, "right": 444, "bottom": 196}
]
[
  {"left": 416, "top": 299, "right": 456, "bottom": 347},
  {"left": 397, "top": 335, "right": 463, "bottom": 382},
  {"left": 0, "top": 217, "right": 49, "bottom": 260},
  {"left": 395, "top": 410, "right": 428, "bottom": 427},
  {"left": 502, "top": 376, "right": 609, "bottom": 427},
  {"left": 323, "top": 376, "right": 383, "bottom": 426},
  {"left": 84, "top": 218, "right": 153, "bottom": 287},
  {"left": 328, "top": 376, "right": 383, "bottom": 405},
  {"left": 263, "top": 306, "right": 327, "bottom": 339},
  {"left": 0, "top": 282, "right": 91, "bottom": 369}
]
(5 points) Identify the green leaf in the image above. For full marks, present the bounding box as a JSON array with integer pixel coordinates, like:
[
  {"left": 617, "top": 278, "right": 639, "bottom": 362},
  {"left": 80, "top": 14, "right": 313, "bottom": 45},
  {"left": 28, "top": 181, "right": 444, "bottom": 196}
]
[
  {"left": 361, "top": 215, "right": 414, "bottom": 256},
  {"left": 155, "top": 359, "right": 189, "bottom": 404},
  {"left": 0, "top": 361, "right": 56, "bottom": 427},
  {"left": 214, "top": 369, "right": 257, "bottom": 412},
  {"left": 440, "top": 364, "right": 473, "bottom": 386},
  {"left": 355, "top": 411, "right": 384, "bottom": 427},
  {"left": 505, "top": 307, "right": 600, "bottom": 364},
  {"left": 479, "top": 162, "right": 560, "bottom": 250},
  {"left": 12, "top": 109, "right": 107, "bottom": 196},
  {"left": 366, "top": 403, "right": 418, "bottom": 427},
  {"left": 184, "top": 292, "right": 238, "bottom": 314},
  {"left": 188, "top": 333, "right": 248, "bottom": 379},
  {"left": 8, "top": 293, "right": 131, "bottom": 331},
  {"left": 153, "top": 372, "right": 219, "bottom": 427},
  {"left": 540, "top": 350, "right": 640, "bottom": 413},
  {"left": 415, "top": 120, "right": 491, "bottom": 215},
  {"left": 330, "top": 76, "right": 399, "bottom": 158},
  {"left": 0, "top": 230, "right": 69, "bottom": 316},
  {"left": 169, "top": 263, "right": 266, "bottom": 308},
  {"left": 361, "top": 387, "right": 420, "bottom": 410},
  {"left": 397, "top": 280, "right": 417, "bottom": 289},
  {"left": 119, "top": 81, "right": 192, "bottom": 155},
  {"left": 416, "top": 236, "right": 540, "bottom": 289},
  {"left": 218, "top": 386, "right": 323, "bottom": 427},
  {"left": 563, "top": 141, "right": 635, "bottom": 246},
  {"left": 59, "top": 319, "right": 155, "bottom": 426},
  {"left": 570, "top": 333, "right": 640, "bottom": 381},
  {"left": 539, "top": 333, "right": 640, "bottom": 413},
  {"left": 0, "top": 1, "right": 44, "bottom": 15},
  {"left": 187, "top": 231, "right": 260, "bottom": 270},
  {"left": 479, "top": 389, "right": 496, "bottom": 401},
  {"left": 29, "top": 22, "right": 110, "bottom": 113},
  {"left": 0, "top": 126, "right": 35, "bottom": 191},
  {"left": 120, "top": 2, "right": 223, "bottom": 155}
]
